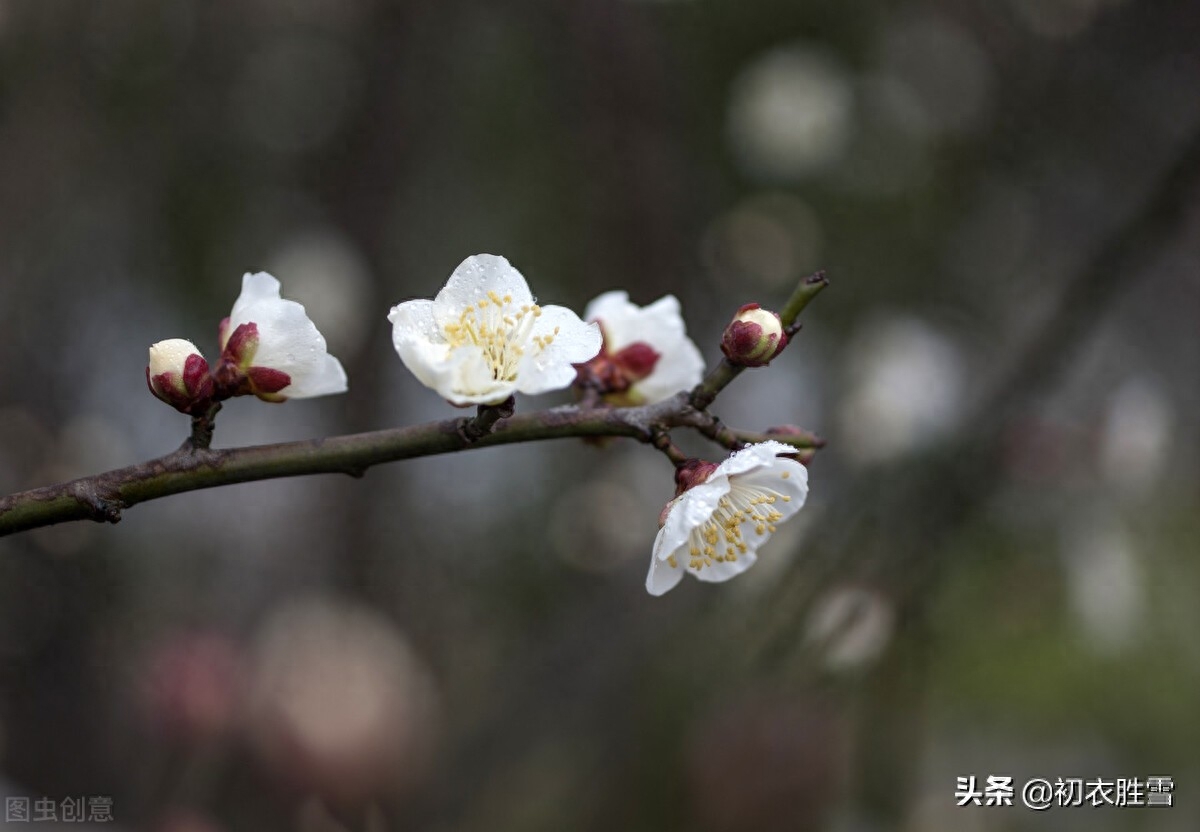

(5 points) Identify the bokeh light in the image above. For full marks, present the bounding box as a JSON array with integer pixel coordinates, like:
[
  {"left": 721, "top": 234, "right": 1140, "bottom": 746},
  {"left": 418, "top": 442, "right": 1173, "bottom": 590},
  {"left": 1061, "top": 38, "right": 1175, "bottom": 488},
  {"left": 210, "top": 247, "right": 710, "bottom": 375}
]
[{"left": 727, "top": 44, "right": 855, "bottom": 181}]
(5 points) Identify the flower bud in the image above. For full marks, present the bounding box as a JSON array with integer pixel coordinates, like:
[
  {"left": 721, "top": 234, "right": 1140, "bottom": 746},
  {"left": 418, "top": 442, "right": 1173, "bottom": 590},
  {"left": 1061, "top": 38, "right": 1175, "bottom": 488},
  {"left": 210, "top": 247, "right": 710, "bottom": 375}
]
[
  {"left": 720, "top": 303, "right": 788, "bottom": 366},
  {"left": 146, "top": 339, "right": 214, "bottom": 414}
]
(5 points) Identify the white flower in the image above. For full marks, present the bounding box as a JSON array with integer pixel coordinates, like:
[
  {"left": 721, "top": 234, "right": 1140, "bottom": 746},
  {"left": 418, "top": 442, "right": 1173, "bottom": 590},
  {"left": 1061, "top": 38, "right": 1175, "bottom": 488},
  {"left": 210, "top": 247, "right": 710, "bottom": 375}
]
[
  {"left": 219, "top": 272, "right": 348, "bottom": 401},
  {"left": 582, "top": 291, "right": 706, "bottom": 405},
  {"left": 388, "top": 254, "right": 602, "bottom": 406},
  {"left": 647, "top": 441, "right": 809, "bottom": 596}
]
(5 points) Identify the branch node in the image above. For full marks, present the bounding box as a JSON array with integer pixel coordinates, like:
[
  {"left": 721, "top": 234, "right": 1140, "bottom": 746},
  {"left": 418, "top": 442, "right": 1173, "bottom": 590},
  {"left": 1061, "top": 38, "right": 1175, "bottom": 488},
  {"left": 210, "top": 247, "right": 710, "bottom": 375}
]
[{"left": 68, "top": 481, "right": 124, "bottom": 525}]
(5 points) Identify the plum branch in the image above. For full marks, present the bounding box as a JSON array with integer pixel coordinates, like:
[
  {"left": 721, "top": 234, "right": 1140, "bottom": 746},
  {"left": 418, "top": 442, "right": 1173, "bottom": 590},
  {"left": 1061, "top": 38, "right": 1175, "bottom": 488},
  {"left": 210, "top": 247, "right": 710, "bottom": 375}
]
[{"left": 0, "top": 274, "right": 827, "bottom": 537}]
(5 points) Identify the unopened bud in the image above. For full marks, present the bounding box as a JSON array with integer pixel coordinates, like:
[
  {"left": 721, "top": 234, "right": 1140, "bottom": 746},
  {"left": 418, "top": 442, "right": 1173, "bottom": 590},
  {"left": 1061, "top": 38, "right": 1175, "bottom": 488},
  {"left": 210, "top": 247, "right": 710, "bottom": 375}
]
[
  {"left": 147, "top": 339, "right": 214, "bottom": 414},
  {"left": 720, "top": 303, "right": 788, "bottom": 367}
]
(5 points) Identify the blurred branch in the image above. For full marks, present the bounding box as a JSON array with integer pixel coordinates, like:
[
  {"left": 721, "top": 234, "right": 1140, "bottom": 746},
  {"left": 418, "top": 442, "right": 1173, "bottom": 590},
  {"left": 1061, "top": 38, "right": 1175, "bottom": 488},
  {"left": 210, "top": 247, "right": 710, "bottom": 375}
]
[{"left": 742, "top": 121, "right": 1200, "bottom": 669}]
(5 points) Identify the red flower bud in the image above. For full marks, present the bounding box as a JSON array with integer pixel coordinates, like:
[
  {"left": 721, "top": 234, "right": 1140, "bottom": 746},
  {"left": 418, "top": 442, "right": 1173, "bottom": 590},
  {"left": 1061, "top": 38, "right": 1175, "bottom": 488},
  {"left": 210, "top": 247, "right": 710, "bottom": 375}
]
[
  {"left": 146, "top": 340, "right": 214, "bottom": 415},
  {"left": 720, "top": 303, "right": 788, "bottom": 367}
]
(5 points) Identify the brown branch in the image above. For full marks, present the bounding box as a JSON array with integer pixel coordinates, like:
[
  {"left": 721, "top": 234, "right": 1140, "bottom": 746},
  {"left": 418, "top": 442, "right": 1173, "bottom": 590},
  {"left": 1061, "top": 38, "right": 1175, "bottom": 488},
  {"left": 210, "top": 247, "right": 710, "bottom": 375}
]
[
  {"left": 0, "top": 393, "right": 766, "bottom": 537},
  {"left": 0, "top": 271, "right": 831, "bottom": 538}
]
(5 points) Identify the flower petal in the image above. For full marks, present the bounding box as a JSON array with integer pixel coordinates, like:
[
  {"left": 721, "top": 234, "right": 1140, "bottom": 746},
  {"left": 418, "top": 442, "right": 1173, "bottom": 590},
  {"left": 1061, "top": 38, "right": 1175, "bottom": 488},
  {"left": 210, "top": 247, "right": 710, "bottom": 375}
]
[
  {"left": 435, "top": 254, "right": 535, "bottom": 311},
  {"left": 284, "top": 353, "right": 348, "bottom": 398},
  {"left": 714, "top": 440, "right": 798, "bottom": 479},
  {"left": 234, "top": 298, "right": 324, "bottom": 371},
  {"left": 646, "top": 528, "right": 687, "bottom": 596},
  {"left": 690, "top": 550, "right": 759, "bottom": 583},
  {"left": 515, "top": 305, "right": 602, "bottom": 396},
  {"left": 230, "top": 272, "right": 283, "bottom": 324},
  {"left": 583, "top": 291, "right": 634, "bottom": 335},
  {"left": 654, "top": 475, "right": 731, "bottom": 563},
  {"left": 634, "top": 332, "right": 704, "bottom": 405},
  {"left": 389, "top": 299, "right": 448, "bottom": 390},
  {"left": 733, "top": 460, "right": 809, "bottom": 518}
]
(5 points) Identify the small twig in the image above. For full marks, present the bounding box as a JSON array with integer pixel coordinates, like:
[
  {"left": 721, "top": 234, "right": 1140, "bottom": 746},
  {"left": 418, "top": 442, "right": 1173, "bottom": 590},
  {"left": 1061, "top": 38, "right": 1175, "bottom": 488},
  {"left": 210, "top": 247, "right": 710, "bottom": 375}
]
[
  {"left": 458, "top": 397, "right": 516, "bottom": 442},
  {"left": 650, "top": 427, "right": 689, "bottom": 466},
  {"left": 689, "top": 362, "right": 740, "bottom": 411},
  {"left": 778, "top": 271, "right": 828, "bottom": 329},
  {"left": 577, "top": 386, "right": 602, "bottom": 409},
  {"left": 692, "top": 414, "right": 746, "bottom": 451},
  {"left": 184, "top": 402, "right": 223, "bottom": 452},
  {"left": 733, "top": 427, "right": 825, "bottom": 449}
]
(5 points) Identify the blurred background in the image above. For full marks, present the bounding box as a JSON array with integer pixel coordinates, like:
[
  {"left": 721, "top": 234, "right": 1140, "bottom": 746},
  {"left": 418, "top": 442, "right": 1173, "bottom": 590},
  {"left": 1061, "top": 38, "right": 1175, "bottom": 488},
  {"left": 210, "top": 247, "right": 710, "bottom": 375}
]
[{"left": 0, "top": 0, "right": 1198, "bottom": 830}]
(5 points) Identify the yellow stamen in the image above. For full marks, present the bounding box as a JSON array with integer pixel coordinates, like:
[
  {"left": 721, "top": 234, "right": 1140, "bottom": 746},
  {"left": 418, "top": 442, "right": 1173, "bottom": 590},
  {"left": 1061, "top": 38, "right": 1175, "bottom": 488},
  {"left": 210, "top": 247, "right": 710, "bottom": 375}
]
[{"left": 442, "top": 294, "right": 546, "bottom": 382}]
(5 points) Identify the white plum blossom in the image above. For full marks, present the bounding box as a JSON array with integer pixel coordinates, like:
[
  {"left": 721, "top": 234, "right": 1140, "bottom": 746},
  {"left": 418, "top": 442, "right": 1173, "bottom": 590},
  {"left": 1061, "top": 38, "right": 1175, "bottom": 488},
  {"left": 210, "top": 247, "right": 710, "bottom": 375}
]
[
  {"left": 389, "top": 254, "right": 602, "bottom": 406},
  {"left": 648, "top": 441, "right": 809, "bottom": 596},
  {"left": 581, "top": 291, "right": 706, "bottom": 405},
  {"left": 219, "top": 272, "right": 348, "bottom": 401}
]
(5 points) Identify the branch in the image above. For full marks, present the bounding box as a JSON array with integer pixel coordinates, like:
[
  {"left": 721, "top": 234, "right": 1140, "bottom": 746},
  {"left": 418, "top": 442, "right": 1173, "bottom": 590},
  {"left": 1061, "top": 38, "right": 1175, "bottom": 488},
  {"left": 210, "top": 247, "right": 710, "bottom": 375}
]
[
  {"left": 0, "top": 392, "right": 768, "bottom": 537},
  {"left": 0, "top": 269, "right": 831, "bottom": 538}
]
